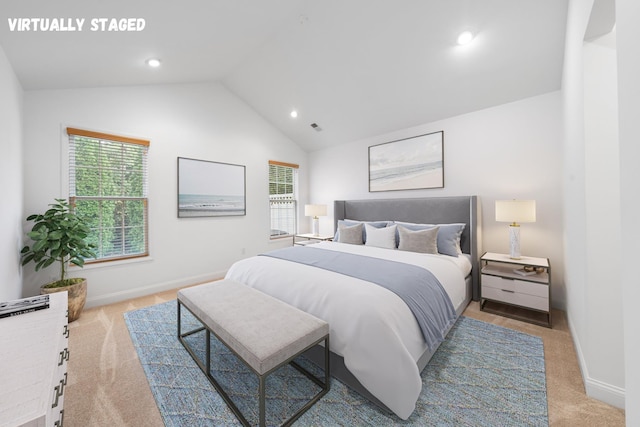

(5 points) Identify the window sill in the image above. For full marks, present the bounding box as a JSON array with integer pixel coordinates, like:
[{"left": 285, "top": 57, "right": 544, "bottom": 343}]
[{"left": 69, "top": 256, "right": 153, "bottom": 271}]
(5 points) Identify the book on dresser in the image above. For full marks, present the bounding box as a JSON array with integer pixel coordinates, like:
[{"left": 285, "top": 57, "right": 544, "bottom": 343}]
[{"left": 0, "top": 294, "right": 50, "bottom": 319}]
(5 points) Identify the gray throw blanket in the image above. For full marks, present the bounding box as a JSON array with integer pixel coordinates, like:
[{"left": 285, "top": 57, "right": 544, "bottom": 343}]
[{"left": 260, "top": 246, "right": 457, "bottom": 351}]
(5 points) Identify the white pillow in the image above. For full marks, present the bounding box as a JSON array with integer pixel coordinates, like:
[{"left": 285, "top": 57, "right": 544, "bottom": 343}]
[{"left": 364, "top": 224, "right": 397, "bottom": 249}]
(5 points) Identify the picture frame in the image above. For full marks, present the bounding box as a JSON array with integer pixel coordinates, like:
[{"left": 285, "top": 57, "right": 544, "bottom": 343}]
[
  {"left": 177, "top": 157, "right": 246, "bottom": 217},
  {"left": 368, "top": 131, "right": 444, "bottom": 192}
]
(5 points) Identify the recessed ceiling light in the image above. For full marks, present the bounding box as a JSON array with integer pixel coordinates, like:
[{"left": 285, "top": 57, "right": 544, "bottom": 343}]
[
  {"left": 457, "top": 31, "right": 474, "bottom": 46},
  {"left": 290, "top": 110, "right": 298, "bottom": 118},
  {"left": 146, "top": 58, "right": 161, "bottom": 68}
]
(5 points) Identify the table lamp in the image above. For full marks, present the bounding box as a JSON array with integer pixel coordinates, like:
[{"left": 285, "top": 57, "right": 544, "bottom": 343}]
[
  {"left": 304, "top": 204, "right": 327, "bottom": 236},
  {"left": 495, "top": 200, "right": 536, "bottom": 259}
]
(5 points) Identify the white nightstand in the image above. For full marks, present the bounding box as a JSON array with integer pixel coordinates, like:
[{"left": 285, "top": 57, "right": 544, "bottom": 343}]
[
  {"left": 480, "top": 252, "right": 551, "bottom": 327},
  {"left": 293, "top": 233, "right": 334, "bottom": 246}
]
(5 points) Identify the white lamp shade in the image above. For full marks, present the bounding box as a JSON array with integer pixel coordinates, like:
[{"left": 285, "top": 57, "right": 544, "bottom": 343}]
[
  {"left": 304, "top": 204, "right": 327, "bottom": 217},
  {"left": 495, "top": 200, "right": 536, "bottom": 224}
]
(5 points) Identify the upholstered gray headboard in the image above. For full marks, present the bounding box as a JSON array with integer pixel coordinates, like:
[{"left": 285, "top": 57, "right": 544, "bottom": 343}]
[{"left": 334, "top": 196, "right": 482, "bottom": 300}]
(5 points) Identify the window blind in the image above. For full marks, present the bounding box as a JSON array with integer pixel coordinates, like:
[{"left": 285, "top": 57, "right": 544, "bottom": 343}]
[
  {"left": 68, "top": 128, "right": 149, "bottom": 262},
  {"left": 269, "top": 161, "right": 298, "bottom": 238}
]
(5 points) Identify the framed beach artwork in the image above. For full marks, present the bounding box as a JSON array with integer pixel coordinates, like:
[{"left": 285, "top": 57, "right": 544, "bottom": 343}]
[
  {"left": 177, "top": 157, "right": 246, "bottom": 217},
  {"left": 368, "top": 131, "right": 444, "bottom": 192}
]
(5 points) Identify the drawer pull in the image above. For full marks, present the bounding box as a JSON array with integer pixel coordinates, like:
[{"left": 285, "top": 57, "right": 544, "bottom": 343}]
[
  {"left": 501, "top": 289, "right": 515, "bottom": 293},
  {"left": 52, "top": 380, "right": 64, "bottom": 408},
  {"left": 52, "top": 386, "right": 59, "bottom": 408},
  {"left": 58, "top": 348, "right": 70, "bottom": 366},
  {"left": 51, "top": 373, "right": 67, "bottom": 408},
  {"left": 54, "top": 409, "right": 64, "bottom": 427}
]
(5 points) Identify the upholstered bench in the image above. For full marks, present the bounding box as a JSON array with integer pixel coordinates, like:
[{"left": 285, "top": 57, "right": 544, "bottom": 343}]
[{"left": 177, "top": 279, "right": 330, "bottom": 427}]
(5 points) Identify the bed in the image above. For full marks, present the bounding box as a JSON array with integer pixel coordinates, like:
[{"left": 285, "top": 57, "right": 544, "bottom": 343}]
[{"left": 225, "top": 196, "right": 481, "bottom": 420}]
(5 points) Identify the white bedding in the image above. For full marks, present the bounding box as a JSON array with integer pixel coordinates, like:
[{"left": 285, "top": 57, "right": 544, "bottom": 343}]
[{"left": 225, "top": 241, "right": 469, "bottom": 420}]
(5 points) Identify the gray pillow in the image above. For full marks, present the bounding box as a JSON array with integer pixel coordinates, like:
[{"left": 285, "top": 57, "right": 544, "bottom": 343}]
[
  {"left": 338, "top": 223, "right": 364, "bottom": 245},
  {"left": 398, "top": 226, "right": 439, "bottom": 254},
  {"left": 334, "top": 219, "right": 390, "bottom": 242},
  {"left": 394, "top": 222, "right": 465, "bottom": 257}
]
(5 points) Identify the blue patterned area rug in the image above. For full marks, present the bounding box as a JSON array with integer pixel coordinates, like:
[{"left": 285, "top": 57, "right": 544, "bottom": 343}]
[{"left": 124, "top": 301, "right": 548, "bottom": 426}]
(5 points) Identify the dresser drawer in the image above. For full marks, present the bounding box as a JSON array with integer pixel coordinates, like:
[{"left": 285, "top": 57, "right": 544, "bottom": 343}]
[
  {"left": 481, "top": 285, "right": 549, "bottom": 311},
  {"left": 482, "top": 274, "right": 549, "bottom": 311},
  {"left": 482, "top": 274, "right": 548, "bottom": 298}
]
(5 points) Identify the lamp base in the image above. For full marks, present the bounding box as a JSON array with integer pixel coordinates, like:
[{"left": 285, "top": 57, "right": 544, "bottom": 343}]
[
  {"left": 509, "top": 225, "right": 521, "bottom": 259},
  {"left": 312, "top": 217, "right": 320, "bottom": 236}
]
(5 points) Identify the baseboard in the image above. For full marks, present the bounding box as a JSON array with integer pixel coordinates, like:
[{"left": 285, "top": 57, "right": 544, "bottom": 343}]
[
  {"left": 584, "top": 377, "right": 626, "bottom": 409},
  {"left": 567, "top": 313, "right": 626, "bottom": 409},
  {"left": 84, "top": 270, "right": 227, "bottom": 308}
]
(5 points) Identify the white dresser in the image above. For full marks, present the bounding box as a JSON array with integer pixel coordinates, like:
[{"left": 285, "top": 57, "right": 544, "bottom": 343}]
[{"left": 0, "top": 292, "right": 69, "bottom": 427}]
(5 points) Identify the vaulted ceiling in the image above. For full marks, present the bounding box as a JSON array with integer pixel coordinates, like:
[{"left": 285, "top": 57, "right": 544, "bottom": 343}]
[{"left": 0, "top": 1, "right": 568, "bottom": 151}]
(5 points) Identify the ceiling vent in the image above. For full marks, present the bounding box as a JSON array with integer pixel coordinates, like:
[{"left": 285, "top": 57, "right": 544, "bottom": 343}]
[{"left": 310, "top": 123, "right": 323, "bottom": 132}]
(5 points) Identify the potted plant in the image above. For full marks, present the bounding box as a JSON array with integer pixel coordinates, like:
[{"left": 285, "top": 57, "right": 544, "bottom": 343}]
[{"left": 21, "top": 198, "right": 97, "bottom": 322}]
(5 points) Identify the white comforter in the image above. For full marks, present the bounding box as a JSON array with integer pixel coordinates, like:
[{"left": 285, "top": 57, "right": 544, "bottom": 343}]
[{"left": 225, "top": 241, "right": 469, "bottom": 419}]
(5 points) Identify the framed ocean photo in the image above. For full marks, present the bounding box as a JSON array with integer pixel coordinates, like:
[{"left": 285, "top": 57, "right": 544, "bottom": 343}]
[
  {"left": 368, "top": 131, "right": 444, "bottom": 192},
  {"left": 177, "top": 157, "right": 246, "bottom": 217}
]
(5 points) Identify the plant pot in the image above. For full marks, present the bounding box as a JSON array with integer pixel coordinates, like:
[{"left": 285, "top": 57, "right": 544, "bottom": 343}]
[{"left": 40, "top": 278, "right": 87, "bottom": 322}]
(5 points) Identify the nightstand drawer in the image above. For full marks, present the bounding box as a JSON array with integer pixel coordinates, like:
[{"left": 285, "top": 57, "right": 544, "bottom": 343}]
[
  {"left": 481, "top": 286, "right": 549, "bottom": 311},
  {"left": 482, "top": 274, "right": 548, "bottom": 298}
]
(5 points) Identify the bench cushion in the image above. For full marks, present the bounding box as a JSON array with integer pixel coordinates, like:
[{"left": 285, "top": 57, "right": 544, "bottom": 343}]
[{"left": 178, "top": 280, "right": 329, "bottom": 375}]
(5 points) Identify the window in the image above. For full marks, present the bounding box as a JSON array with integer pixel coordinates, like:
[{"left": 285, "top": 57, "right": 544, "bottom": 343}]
[
  {"left": 269, "top": 160, "right": 298, "bottom": 238},
  {"left": 67, "top": 127, "right": 149, "bottom": 262}
]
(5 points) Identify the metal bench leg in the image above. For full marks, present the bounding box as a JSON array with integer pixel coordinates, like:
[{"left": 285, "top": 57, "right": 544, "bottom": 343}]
[
  {"left": 324, "top": 336, "right": 330, "bottom": 393},
  {"left": 259, "top": 374, "right": 266, "bottom": 427},
  {"left": 206, "top": 329, "right": 211, "bottom": 375},
  {"left": 176, "top": 301, "right": 181, "bottom": 338}
]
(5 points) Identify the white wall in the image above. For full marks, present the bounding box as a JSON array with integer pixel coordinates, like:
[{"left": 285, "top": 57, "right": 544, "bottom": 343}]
[
  {"left": 23, "top": 82, "right": 308, "bottom": 307},
  {"left": 583, "top": 29, "right": 625, "bottom": 399},
  {"left": 616, "top": 0, "right": 640, "bottom": 423},
  {"left": 309, "top": 91, "right": 565, "bottom": 306},
  {"left": 562, "top": 1, "right": 591, "bottom": 367},
  {"left": 562, "top": 0, "right": 625, "bottom": 410},
  {"left": 0, "top": 45, "right": 24, "bottom": 302}
]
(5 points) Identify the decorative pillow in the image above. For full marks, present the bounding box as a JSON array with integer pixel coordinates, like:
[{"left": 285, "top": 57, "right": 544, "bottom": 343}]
[
  {"left": 334, "top": 219, "right": 390, "bottom": 242},
  {"left": 394, "top": 222, "right": 466, "bottom": 257},
  {"left": 397, "top": 226, "right": 439, "bottom": 254},
  {"left": 364, "top": 224, "right": 397, "bottom": 249},
  {"left": 337, "top": 223, "right": 364, "bottom": 245}
]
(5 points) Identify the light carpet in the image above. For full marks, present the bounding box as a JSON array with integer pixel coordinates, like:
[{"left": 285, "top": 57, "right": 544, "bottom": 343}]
[{"left": 124, "top": 301, "right": 548, "bottom": 426}]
